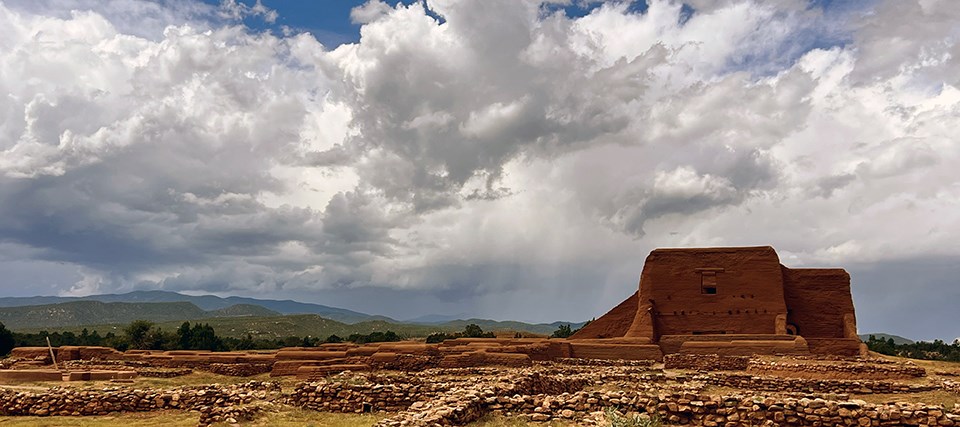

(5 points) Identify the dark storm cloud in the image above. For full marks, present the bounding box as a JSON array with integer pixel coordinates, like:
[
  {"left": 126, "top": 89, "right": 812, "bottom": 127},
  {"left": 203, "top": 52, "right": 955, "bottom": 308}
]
[{"left": 849, "top": 257, "right": 960, "bottom": 342}]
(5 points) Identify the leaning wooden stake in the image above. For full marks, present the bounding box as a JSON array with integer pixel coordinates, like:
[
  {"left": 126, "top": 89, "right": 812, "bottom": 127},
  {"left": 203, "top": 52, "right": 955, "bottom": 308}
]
[{"left": 46, "top": 336, "right": 59, "bottom": 371}]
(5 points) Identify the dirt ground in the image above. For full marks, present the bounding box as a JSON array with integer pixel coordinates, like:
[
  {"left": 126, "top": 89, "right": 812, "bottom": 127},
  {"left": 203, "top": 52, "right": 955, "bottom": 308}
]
[{"left": 0, "top": 354, "right": 957, "bottom": 426}]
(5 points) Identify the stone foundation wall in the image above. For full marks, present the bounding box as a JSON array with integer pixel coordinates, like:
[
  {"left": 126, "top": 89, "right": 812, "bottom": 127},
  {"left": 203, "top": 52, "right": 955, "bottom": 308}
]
[
  {"left": 137, "top": 368, "right": 194, "bottom": 378},
  {"left": 289, "top": 371, "right": 590, "bottom": 417},
  {"left": 747, "top": 359, "right": 926, "bottom": 380},
  {"left": 369, "top": 384, "right": 960, "bottom": 426},
  {"left": 369, "top": 353, "right": 439, "bottom": 371},
  {"left": 698, "top": 373, "right": 939, "bottom": 395},
  {"left": 202, "top": 363, "right": 272, "bottom": 377},
  {"left": 549, "top": 358, "right": 656, "bottom": 367},
  {"left": 296, "top": 364, "right": 372, "bottom": 381},
  {"left": 664, "top": 354, "right": 750, "bottom": 371},
  {"left": 290, "top": 380, "right": 448, "bottom": 413},
  {"left": 197, "top": 402, "right": 275, "bottom": 427},
  {"left": 438, "top": 351, "right": 532, "bottom": 368},
  {"left": 0, "top": 381, "right": 280, "bottom": 416},
  {"left": 62, "top": 359, "right": 191, "bottom": 378}
]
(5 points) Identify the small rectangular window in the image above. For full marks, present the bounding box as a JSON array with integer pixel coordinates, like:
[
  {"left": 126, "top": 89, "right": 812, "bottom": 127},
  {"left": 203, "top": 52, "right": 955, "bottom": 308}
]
[{"left": 701, "top": 271, "right": 718, "bottom": 294}]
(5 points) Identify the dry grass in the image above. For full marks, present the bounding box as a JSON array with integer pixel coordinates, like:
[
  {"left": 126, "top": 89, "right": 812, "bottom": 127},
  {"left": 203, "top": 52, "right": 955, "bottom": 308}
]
[
  {"left": 0, "top": 412, "right": 584, "bottom": 427},
  {"left": 209, "top": 409, "right": 389, "bottom": 427},
  {"left": 855, "top": 390, "right": 960, "bottom": 409},
  {"left": 0, "top": 371, "right": 278, "bottom": 390},
  {"left": 0, "top": 410, "right": 198, "bottom": 426},
  {"left": 466, "top": 414, "right": 579, "bottom": 426},
  {"left": 0, "top": 409, "right": 390, "bottom": 427}
]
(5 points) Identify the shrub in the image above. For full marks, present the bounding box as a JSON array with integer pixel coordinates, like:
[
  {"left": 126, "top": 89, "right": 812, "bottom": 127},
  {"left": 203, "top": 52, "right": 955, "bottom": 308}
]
[{"left": 604, "top": 407, "right": 661, "bottom": 427}]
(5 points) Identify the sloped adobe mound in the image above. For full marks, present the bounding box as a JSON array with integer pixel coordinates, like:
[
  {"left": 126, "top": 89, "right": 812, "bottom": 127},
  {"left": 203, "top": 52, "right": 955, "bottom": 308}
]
[{"left": 569, "top": 292, "right": 637, "bottom": 339}]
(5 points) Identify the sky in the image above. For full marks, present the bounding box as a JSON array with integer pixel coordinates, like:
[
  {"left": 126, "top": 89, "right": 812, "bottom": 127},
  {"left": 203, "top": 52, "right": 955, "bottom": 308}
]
[{"left": 0, "top": 0, "right": 958, "bottom": 341}]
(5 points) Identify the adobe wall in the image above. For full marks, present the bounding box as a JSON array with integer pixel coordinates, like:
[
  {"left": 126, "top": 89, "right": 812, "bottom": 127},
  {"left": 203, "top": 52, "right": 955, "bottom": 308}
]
[
  {"left": 805, "top": 338, "right": 866, "bottom": 357},
  {"left": 782, "top": 267, "right": 856, "bottom": 339},
  {"left": 568, "top": 342, "right": 663, "bottom": 361},
  {"left": 627, "top": 246, "right": 788, "bottom": 340}
]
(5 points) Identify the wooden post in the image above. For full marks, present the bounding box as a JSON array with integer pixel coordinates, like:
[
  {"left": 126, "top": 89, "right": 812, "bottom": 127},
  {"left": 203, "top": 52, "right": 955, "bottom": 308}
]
[{"left": 46, "top": 336, "right": 59, "bottom": 371}]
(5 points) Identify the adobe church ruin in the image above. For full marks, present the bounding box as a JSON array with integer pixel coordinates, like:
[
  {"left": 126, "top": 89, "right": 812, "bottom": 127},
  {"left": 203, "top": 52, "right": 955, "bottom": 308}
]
[{"left": 572, "top": 246, "right": 866, "bottom": 357}]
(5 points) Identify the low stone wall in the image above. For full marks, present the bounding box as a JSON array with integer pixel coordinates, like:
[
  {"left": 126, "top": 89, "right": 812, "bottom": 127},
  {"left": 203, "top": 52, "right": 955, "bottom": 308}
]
[
  {"left": 197, "top": 402, "right": 275, "bottom": 427},
  {"left": 747, "top": 359, "right": 926, "bottom": 380},
  {"left": 137, "top": 368, "right": 193, "bottom": 378},
  {"left": 371, "top": 384, "right": 960, "bottom": 426},
  {"left": 62, "top": 359, "right": 191, "bottom": 378},
  {"left": 699, "top": 373, "right": 939, "bottom": 395},
  {"left": 0, "top": 381, "right": 280, "bottom": 416},
  {"left": 549, "top": 358, "right": 656, "bottom": 367},
  {"left": 201, "top": 363, "right": 272, "bottom": 377},
  {"left": 290, "top": 370, "right": 590, "bottom": 417},
  {"left": 369, "top": 353, "right": 439, "bottom": 371},
  {"left": 664, "top": 354, "right": 749, "bottom": 371},
  {"left": 438, "top": 351, "right": 532, "bottom": 368},
  {"left": 291, "top": 379, "right": 448, "bottom": 413},
  {"left": 296, "top": 364, "right": 372, "bottom": 381}
]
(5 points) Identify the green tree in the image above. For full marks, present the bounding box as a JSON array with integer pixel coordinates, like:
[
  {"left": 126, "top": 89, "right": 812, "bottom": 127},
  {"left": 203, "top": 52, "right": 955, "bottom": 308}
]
[
  {"left": 0, "top": 322, "right": 14, "bottom": 357},
  {"left": 462, "top": 323, "right": 496, "bottom": 338},
  {"left": 145, "top": 328, "right": 175, "bottom": 350},
  {"left": 189, "top": 323, "right": 222, "bottom": 351},
  {"left": 551, "top": 324, "right": 573, "bottom": 338},
  {"left": 124, "top": 320, "right": 154, "bottom": 350},
  {"left": 425, "top": 332, "right": 452, "bottom": 343},
  {"left": 176, "top": 322, "right": 193, "bottom": 350}
]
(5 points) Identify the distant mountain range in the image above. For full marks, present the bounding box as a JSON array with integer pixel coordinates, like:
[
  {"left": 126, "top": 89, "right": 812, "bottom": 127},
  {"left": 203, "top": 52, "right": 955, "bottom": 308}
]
[
  {"left": 0, "top": 300, "right": 281, "bottom": 330},
  {"left": 0, "top": 290, "right": 389, "bottom": 324},
  {"left": 0, "top": 291, "right": 584, "bottom": 338}
]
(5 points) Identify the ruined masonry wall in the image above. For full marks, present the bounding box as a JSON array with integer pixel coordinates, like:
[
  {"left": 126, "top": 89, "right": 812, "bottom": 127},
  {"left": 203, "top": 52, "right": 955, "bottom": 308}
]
[
  {"left": 746, "top": 359, "right": 926, "bottom": 380},
  {"left": 0, "top": 381, "right": 279, "bottom": 417},
  {"left": 663, "top": 354, "right": 750, "bottom": 371}
]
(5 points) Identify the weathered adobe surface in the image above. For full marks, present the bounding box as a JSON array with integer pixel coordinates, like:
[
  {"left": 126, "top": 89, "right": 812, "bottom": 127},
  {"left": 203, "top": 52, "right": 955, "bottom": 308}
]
[
  {"left": 0, "top": 369, "right": 137, "bottom": 382},
  {"left": 575, "top": 246, "right": 863, "bottom": 358},
  {"left": 569, "top": 291, "right": 638, "bottom": 339},
  {"left": 6, "top": 347, "right": 274, "bottom": 379},
  {"left": 629, "top": 246, "right": 790, "bottom": 339},
  {"left": 63, "top": 360, "right": 193, "bottom": 378}
]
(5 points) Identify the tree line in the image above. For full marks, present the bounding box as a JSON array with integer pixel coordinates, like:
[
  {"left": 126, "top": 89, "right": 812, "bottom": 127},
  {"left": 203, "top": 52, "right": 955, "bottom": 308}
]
[
  {"left": 865, "top": 335, "right": 960, "bottom": 362},
  {"left": 425, "top": 323, "right": 496, "bottom": 343},
  {"left": 0, "top": 320, "right": 403, "bottom": 356}
]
